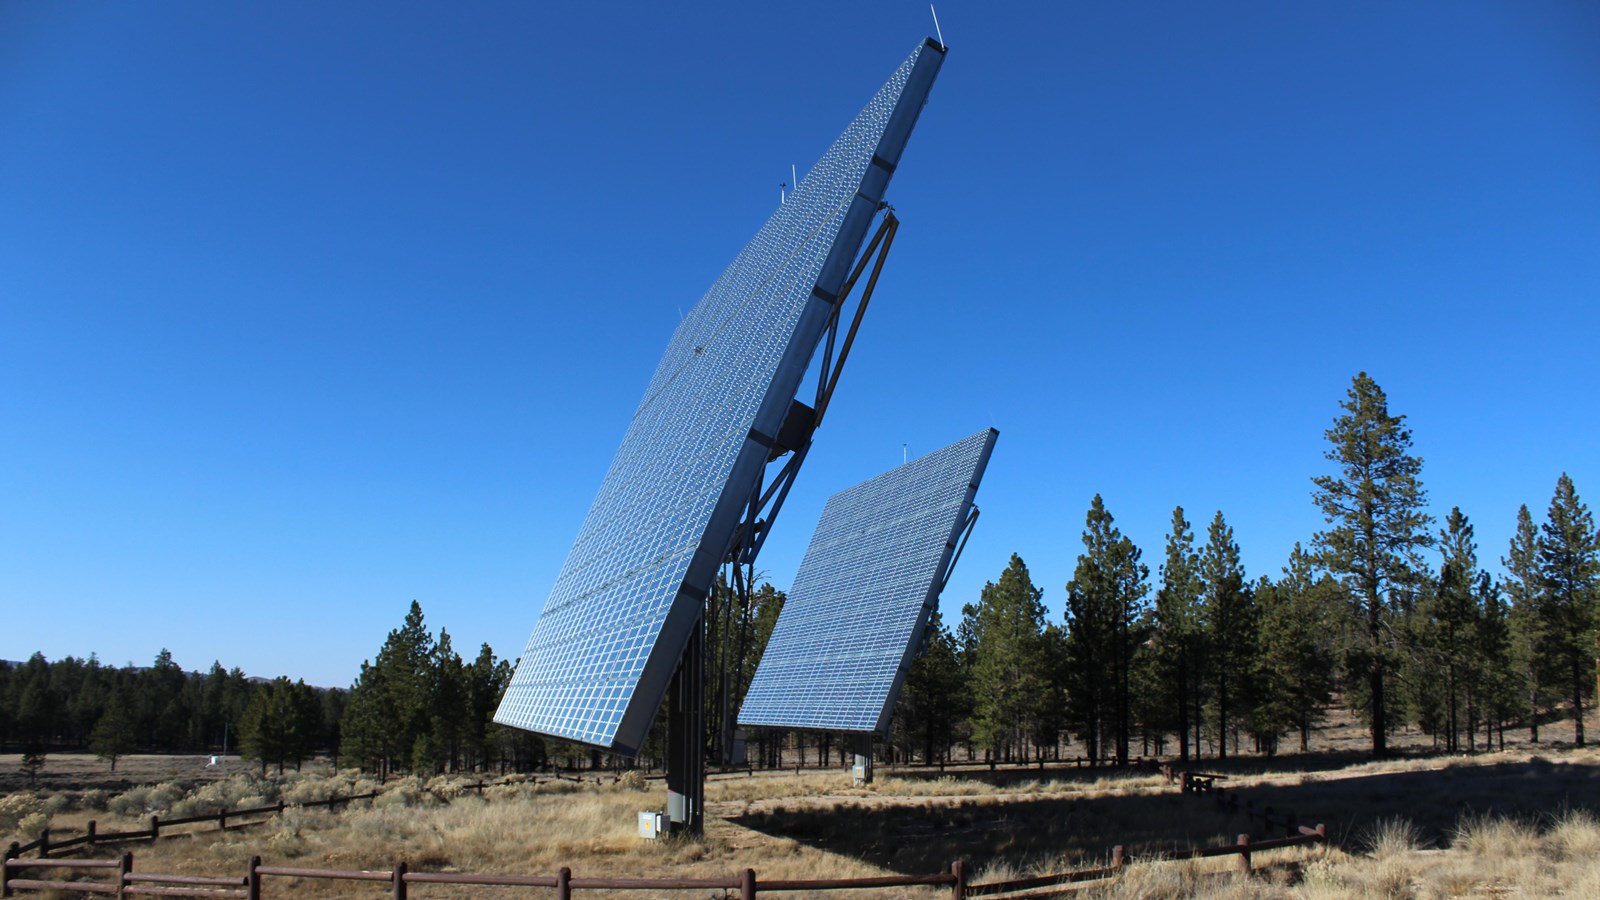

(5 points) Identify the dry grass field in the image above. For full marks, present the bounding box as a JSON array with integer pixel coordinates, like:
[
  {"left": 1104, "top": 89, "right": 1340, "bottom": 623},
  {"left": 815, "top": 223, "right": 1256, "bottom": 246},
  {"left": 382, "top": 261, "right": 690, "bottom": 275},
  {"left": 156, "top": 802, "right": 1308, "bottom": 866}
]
[{"left": 4, "top": 705, "right": 1600, "bottom": 898}]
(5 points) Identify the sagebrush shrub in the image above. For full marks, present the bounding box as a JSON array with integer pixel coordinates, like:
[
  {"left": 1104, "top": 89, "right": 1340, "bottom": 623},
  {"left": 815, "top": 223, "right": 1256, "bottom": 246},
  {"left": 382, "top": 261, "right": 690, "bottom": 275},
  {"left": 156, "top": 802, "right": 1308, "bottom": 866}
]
[{"left": 0, "top": 794, "right": 46, "bottom": 839}]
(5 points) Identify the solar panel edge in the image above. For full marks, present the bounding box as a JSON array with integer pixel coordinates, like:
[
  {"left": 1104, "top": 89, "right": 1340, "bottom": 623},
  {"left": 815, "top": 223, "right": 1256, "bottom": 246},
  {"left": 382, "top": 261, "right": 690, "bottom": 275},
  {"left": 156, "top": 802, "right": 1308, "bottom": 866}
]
[{"left": 872, "top": 427, "right": 996, "bottom": 736}]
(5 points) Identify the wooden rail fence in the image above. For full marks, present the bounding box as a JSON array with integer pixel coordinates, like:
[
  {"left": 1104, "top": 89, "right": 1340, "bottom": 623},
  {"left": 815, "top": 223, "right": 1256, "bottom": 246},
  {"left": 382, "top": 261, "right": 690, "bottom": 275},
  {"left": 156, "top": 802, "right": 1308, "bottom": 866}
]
[
  {"left": 3, "top": 791, "right": 379, "bottom": 862},
  {"left": 2, "top": 774, "right": 618, "bottom": 863},
  {"left": 4, "top": 764, "right": 1330, "bottom": 898},
  {"left": 4, "top": 829, "right": 1326, "bottom": 899}
]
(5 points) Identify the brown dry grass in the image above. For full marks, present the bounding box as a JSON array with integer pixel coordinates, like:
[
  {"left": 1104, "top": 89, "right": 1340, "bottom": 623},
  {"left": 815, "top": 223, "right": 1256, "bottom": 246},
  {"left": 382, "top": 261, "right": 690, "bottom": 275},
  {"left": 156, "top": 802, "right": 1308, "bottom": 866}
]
[{"left": 6, "top": 739, "right": 1600, "bottom": 898}]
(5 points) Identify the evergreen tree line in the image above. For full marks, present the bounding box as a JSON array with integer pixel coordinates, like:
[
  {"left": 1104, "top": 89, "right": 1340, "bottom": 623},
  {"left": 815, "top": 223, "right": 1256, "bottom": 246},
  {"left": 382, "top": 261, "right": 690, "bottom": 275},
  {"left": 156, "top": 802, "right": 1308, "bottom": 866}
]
[
  {"left": 892, "top": 373, "right": 1598, "bottom": 762},
  {"left": 10, "top": 374, "right": 1593, "bottom": 772},
  {"left": 0, "top": 649, "right": 344, "bottom": 773}
]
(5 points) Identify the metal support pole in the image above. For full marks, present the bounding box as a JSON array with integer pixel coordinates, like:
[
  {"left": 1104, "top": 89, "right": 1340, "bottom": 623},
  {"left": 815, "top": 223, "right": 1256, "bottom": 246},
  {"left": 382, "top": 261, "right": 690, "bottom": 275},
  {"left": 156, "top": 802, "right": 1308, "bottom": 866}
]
[
  {"left": 852, "top": 734, "right": 873, "bottom": 785},
  {"left": 666, "top": 618, "right": 705, "bottom": 836}
]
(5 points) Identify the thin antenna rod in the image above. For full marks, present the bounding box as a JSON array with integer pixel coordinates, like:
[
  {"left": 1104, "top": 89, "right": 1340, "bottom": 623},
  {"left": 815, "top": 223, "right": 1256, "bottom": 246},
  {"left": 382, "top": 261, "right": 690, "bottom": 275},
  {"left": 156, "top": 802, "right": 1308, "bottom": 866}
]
[
  {"left": 930, "top": 4, "right": 946, "bottom": 50},
  {"left": 780, "top": 183, "right": 786, "bottom": 205},
  {"left": 902, "top": 443, "right": 907, "bottom": 465},
  {"left": 791, "top": 164, "right": 798, "bottom": 191}
]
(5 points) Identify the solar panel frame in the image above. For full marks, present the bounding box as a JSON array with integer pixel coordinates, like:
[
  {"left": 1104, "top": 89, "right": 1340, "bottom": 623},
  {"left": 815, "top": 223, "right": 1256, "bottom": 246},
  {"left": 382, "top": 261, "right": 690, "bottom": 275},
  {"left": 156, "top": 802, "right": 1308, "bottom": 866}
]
[
  {"left": 494, "top": 39, "right": 946, "bottom": 757},
  {"left": 738, "top": 428, "right": 998, "bottom": 736}
]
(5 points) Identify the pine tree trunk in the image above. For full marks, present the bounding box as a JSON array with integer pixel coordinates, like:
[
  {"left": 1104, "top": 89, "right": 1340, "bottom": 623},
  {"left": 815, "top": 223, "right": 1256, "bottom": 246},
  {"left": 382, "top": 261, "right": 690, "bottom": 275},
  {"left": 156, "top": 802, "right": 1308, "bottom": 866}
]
[
  {"left": 1370, "top": 654, "right": 1387, "bottom": 755},
  {"left": 1573, "top": 658, "right": 1586, "bottom": 747},
  {"left": 1176, "top": 670, "right": 1190, "bottom": 762}
]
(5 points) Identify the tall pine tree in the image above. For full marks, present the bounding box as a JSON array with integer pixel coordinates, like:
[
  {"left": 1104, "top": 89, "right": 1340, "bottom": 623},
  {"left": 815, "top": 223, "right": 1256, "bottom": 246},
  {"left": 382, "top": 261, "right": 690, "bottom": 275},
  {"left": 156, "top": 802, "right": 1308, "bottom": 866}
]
[
  {"left": 1200, "top": 511, "right": 1253, "bottom": 758},
  {"left": 1503, "top": 504, "right": 1546, "bottom": 741},
  {"left": 969, "top": 555, "right": 1049, "bottom": 763},
  {"left": 1312, "top": 372, "right": 1433, "bottom": 755},
  {"left": 1536, "top": 474, "right": 1599, "bottom": 746},
  {"left": 1150, "top": 507, "right": 1204, "bottom": 760},
  {"left": 1064, "top": 497, "right": 1149, "bottom": 765}
]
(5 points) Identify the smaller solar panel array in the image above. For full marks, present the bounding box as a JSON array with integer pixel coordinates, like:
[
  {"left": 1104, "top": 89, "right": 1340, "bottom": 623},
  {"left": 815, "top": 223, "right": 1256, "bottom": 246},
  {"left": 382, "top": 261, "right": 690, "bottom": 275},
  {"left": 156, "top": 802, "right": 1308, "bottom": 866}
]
[{"left": 738, "top": 429, "right": 997, "bottom": 735}]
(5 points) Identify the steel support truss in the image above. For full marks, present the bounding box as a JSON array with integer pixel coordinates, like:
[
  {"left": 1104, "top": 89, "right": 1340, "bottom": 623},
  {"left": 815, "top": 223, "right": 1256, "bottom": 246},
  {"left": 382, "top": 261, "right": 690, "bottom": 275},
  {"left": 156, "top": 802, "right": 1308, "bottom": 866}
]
[{"left": 663, "top": 207, "right": 901, "bottom": 836}]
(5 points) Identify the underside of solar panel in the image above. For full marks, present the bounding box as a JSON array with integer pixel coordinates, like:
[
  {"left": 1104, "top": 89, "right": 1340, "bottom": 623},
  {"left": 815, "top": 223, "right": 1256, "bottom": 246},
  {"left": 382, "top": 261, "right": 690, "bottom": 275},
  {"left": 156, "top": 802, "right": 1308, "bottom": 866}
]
[
  {"left": 493, "top": 40, "right": 945, "bottom": 756},
  {"left": 738, "top": 428, "right": 997, "bottom": 736}
]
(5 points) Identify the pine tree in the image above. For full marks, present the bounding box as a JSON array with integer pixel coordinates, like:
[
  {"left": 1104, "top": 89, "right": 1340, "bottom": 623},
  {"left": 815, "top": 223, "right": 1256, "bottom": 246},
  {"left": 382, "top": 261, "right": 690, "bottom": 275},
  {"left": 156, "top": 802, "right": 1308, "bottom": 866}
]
[
  {"left": 19, "top": 748, "right": 46, "bottom": 785},
  {"left": 1503, "top": 504, "right": 1545, "bottom": 741},
  {"left": 1149, "top": 507, "right": 1205, "bottom": 760},
  {"left": 1200, "top": 511, "right": 1253, "bottom": 758},
  {"left": 341, "top": 600, "right": 436, "bottom": 778},
  {"left": 1064, "top": 497, "right": 1149, "bottom": 766},
  {"left": 421, "top": 629, "right": 469, "bottom": 773},
  {"left": 90, "top": 687, "right": 138, "bottom": 772},
  {"left": 241, "top": 677, "right": 322, "bottom": 775},
  {"left": 1311, "top": 372, "right": 1433, "bottom": 755},
  {"left": 465, "top": 643, "right": 502, "bottom": 772},
  {"left": 1474, "top": 572, "right": 1516, "bottom": 750},
  {"left": 1252, "top": 545, "right": 1338, "bottom": 752},
  {"left": 970, "top": 554, "right": 1049, "bottom": 762},
  {"left": 1536, "top": 474, "right": 1599, "bottom": 746},
  {"left": 1429, "top": 508, "right": 1485, "bottom": 751}
]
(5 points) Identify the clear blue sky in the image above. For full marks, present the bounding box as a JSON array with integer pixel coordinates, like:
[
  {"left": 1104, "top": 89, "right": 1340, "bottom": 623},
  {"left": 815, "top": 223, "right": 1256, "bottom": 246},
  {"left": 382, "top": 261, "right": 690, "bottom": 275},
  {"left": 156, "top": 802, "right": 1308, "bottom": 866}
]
[{"left": 4, "top": 2, "right": 1596, "bottom": 687}]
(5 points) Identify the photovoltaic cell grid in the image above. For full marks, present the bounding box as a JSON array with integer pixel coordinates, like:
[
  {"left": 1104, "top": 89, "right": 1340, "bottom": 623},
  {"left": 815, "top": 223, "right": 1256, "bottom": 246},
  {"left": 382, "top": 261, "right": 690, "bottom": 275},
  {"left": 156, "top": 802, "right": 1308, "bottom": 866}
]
[
  {"left": 494, "top": 40, "right": 943, "bottom": 754},
  {"left": 738, "top": 428, "right": 997, "bottom": 735}
]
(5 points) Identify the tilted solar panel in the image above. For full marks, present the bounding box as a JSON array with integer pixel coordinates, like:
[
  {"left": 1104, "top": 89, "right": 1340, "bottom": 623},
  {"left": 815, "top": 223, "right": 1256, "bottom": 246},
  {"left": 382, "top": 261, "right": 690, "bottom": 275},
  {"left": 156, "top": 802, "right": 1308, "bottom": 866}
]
[
  {"left": 494, "top": 40, "right": 945, "bottom": 756},
  {"left": 738, "top": 428, "right": 997, "bottom": 735}
]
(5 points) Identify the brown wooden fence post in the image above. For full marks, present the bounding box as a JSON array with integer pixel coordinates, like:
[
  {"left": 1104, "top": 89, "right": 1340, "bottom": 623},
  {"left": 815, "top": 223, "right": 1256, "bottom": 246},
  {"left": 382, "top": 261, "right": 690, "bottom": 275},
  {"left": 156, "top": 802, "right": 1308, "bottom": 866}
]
[
  {"left": 116, "top": 851, "right": 133, "bottom": 900},
  {"left": 36, "top": 829, "right": 48, "bottom": 860},
  {"left": 1112, "top": 845, "right": 1126, "bottom": 870},
  {"left": 740, "top": 867, "right": 756, "bottom": 900},
  {"left": 246, "top": 855, "right": 262, "bottom": 900},
  {"left": 950, "top": 860, "right": 966, "bottom": 900},
  {"left": 392, "top": 860, "right": 407, "bottom": 900},
  {"left": 150, "top": 815, "right": 160, "bottom": 840},
  {"left": 220, "top": 808, "right": 228, "bottom": 830},
  {"left": 557, "top": 866, "right": 571, "bottom": 900},
  {"left": 1236, "top": 833, "right": 1251, "bottom": 873},
  {"left": 87, "top": 820, "right": 97, "bottom": 847},
  {"left": 2, "top": 843, "right": 15, "bottom": 897}
]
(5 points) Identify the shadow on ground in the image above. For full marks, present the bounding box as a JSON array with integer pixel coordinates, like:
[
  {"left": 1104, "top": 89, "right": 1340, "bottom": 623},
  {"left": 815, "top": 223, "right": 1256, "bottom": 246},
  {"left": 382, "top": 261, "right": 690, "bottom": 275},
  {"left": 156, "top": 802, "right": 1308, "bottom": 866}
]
[
  {"left": 729, "top": 789, "right": 1235, "bottom": 875},
  {"left": 728, "top": 759, "right": 1600, "bottom": 875},
  {"left": 1236, "top": 758, "right": 1600, "bottom": 847}
]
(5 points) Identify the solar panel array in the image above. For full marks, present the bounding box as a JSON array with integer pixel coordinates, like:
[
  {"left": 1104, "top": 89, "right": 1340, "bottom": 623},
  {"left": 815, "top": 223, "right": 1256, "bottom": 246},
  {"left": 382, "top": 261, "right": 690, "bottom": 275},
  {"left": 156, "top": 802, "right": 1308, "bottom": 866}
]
[
  {"left": 494, "top": 40, "right": 945, "bottom": 755},
  {"left": 738, "top": 428, "right": 997, "bottom": 735}
]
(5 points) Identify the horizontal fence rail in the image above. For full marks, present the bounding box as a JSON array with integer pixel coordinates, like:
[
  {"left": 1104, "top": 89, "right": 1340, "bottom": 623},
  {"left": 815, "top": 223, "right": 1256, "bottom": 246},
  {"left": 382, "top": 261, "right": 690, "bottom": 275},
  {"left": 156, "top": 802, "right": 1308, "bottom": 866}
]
[
  {"left": 3, "top": 831, "right": 1327, "bottom": 900},
  {"left": 5, "top": 760, "right": 1333, "bottom": 898}
]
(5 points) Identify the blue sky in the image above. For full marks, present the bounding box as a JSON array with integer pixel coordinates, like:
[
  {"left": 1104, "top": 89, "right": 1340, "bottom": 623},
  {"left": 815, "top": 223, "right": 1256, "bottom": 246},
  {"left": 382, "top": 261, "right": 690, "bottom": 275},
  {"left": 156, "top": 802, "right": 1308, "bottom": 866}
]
[{"left": 3, "top": 2, "right": 1596, "bottom": 687}]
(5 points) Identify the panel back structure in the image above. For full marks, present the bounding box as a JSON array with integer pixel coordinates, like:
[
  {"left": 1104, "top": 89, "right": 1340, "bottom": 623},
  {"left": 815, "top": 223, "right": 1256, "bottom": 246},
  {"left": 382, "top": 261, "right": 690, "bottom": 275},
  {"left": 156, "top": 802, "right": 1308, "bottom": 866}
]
[
  {"left": 738, "top": 428, "right": 997, "bottom": 736},
  {"left": 494, "top": 40, "right": 945, "bottom": 757}
]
